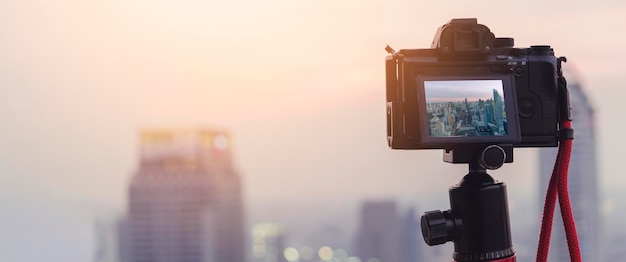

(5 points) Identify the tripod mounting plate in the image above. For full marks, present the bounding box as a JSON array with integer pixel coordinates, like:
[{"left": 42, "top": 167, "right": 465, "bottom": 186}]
[{"left": 443, "top": 144, "right": 513, "bottom": 170}]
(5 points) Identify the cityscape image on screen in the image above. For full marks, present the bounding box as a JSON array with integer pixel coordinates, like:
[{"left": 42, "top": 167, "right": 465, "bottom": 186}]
[{"left": 424, "top": 80, "right": 508, "bottom": 138}]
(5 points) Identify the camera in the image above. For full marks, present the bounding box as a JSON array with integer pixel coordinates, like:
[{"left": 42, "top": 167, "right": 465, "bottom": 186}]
[
  {"left": 386, "top": 18, "right": 565, "bottom": 150},
  {"left": 385, "top": 19, "right": 574, "bottom": 261}
]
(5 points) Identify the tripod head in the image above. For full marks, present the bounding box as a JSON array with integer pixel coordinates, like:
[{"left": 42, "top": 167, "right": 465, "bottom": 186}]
[
  {"left": 421, "top": 145, "right": 516, "bottom": 262},
  {"left": 443, "top": 144, "right": 513, "bottom": 170}
]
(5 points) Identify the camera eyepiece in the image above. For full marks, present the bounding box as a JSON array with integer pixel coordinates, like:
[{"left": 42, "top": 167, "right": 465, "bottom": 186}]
[{"left": 431, "top": 18, "right": 495, "bottom": 54}]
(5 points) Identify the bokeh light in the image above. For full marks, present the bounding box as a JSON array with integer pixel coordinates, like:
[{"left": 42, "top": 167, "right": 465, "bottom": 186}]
[
  {"left": 318, "top": 246, "right": 334, "bottom": 261},
  {"left": 284, "top": 247, "right": 299, "bottom": 262},
  {"left": 213, "top": 134, "right": 229, "bottom": 150},
  {"left": 252, "top": 239, "right": 265, "bottom": 258}
]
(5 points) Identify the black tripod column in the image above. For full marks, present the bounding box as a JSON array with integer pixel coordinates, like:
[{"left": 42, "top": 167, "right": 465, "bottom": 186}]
[{"left": 422, "top": 171, "right": 515, "bottom": 261}]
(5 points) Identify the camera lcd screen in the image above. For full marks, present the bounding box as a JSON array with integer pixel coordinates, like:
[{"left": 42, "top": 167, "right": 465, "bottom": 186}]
[{"left": 417, "top": 76, "right": 520, "bottom": 144}]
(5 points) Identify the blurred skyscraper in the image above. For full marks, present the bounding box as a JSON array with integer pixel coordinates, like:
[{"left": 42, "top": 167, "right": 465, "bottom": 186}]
[
  {"left": 94, "top": 218, "right": 119, "bottom": 262},
  {"left": 402, "top": 207, "right": 422, "bottom": 262},
  {"left": 493, "top": 89, "right": 504, "bottom": 129},
  {"left": 118, "top": 129, "right": 245, "bottom": 262},
  {"left": 354, "top": 201, "right": 421, "bottom": 262},
  {"left": 538, "top": 71, "right": 599, "bottom": 262},
  {"left": 251, "top": 223, "right": 287, "bottom": 262}
]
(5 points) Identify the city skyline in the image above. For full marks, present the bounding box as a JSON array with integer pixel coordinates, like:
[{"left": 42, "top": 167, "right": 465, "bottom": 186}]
[{"left": 427, "top": 87, "right": 507, "bottom": 137}]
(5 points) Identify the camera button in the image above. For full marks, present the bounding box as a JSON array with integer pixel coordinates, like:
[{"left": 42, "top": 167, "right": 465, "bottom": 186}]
[
  {"left": 519, "top": 99, "right": 534, "bottom": 118},
  {"left": 513, "top": 66, "right": 524, "bottom": 76}
]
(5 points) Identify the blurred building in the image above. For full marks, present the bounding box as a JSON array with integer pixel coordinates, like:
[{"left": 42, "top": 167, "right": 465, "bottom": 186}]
[
  {"left": 538, "top": 70, "right": 600, "bottom": 262},
  {"left": 251, "top": 223, "right": 287, "bottom": 262},
  {"left": 354, "top": 201, "right": 421, "bottom": 262},
  {"left": 94, "top": 218, "right": 119, "bottom": 262},
  {"left": 118, "top": 129, "right": 245, "bottom": 262},
  {"left": 402, "top": 207, "right": 422, "bottom": 262}
]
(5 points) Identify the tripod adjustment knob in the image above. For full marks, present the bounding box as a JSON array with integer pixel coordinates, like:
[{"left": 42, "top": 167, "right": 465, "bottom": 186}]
[
  {"left": 421, "top": 210, "right": 455, "bottom": 246},
  {"left": 480, "top": 145, "right": 506, "bottom": 170}
]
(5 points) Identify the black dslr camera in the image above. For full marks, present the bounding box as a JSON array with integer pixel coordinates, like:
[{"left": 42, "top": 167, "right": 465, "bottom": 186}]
[{"left": 386, "top": 18, "right": 568, "bottom": 153}]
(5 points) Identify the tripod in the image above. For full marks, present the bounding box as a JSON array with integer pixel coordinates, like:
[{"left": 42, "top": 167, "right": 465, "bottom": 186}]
[{"left": 421, "top": 145, "right": 516, "bottom": 262}]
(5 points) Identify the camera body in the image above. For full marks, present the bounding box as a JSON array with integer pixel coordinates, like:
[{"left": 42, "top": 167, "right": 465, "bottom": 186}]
[{"left": 386, "top": 18, "right": 561, "bottom": 150}]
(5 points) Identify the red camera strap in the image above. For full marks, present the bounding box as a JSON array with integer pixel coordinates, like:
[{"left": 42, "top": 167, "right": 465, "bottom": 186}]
[{"left": 536, "top": 120, "right": 581, "bottom": 262}]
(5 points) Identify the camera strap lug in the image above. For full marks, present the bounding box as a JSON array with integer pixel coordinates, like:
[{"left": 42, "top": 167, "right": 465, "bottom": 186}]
[
  {"left": 557, "top": 56, "right": 572, "bottom": 122},
  {"left": 556, "top": 56, "right": 574, "bottom": 141}
]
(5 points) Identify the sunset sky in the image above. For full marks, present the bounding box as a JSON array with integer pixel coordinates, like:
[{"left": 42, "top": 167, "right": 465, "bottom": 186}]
[
  {"left": 0, "top": 0, "right": 625, "bottom": 261},
  {"left": 424, "top": 80, "right": 503, "bottom": 103}
]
